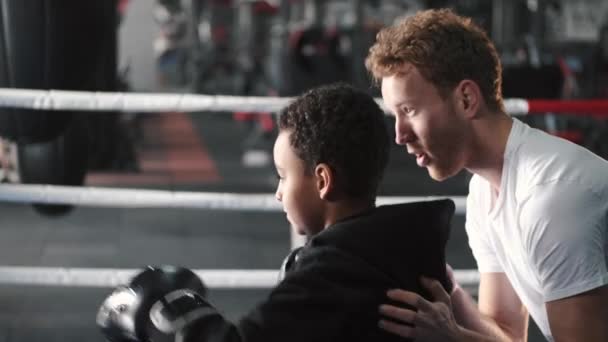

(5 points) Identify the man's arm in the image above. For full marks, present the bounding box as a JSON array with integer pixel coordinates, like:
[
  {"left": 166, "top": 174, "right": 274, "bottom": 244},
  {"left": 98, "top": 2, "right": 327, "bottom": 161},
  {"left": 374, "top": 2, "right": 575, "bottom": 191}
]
[
  {"left": 379, "top": 273, "right": 528, "bottom": 342},
  {"left": 453, "top": 272, "right": 528, "bottom": 342},
  {"left": 517, "top": 182, "right": 608, "bottom": 341},
  {"left": 546, "top": 284, "right": 608, "bottom": 342}
]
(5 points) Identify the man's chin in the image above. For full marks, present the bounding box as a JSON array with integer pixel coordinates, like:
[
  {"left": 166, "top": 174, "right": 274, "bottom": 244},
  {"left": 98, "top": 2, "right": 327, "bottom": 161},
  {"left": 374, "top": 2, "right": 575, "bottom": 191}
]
[{"left": 427, "top": 167, "right": 458, "bottom": 182}]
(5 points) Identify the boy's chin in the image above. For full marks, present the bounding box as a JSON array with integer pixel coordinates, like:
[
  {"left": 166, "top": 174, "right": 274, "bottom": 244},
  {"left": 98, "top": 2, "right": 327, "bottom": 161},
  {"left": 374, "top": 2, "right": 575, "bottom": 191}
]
[
  {"left": 296, "top": 227, "right": 308, "bottom": 236},
  {"left": 290, "top": 223, "right": 304, "bottom": 235},
  {"left": 294, "top": 226, "right": 316, "bottom": 237}
]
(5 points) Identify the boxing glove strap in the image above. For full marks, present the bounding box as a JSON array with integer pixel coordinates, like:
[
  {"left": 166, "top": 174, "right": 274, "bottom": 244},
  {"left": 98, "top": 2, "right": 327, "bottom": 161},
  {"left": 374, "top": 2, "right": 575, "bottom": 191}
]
[{"left": 150, "top": 289, "right": 213, "bottom": 334}]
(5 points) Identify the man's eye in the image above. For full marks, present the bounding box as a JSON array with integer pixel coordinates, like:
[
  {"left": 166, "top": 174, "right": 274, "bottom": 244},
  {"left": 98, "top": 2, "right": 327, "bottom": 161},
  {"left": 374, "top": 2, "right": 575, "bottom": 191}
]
[{"left": 403, "top": 107, "right": 415, "bottom": 116}]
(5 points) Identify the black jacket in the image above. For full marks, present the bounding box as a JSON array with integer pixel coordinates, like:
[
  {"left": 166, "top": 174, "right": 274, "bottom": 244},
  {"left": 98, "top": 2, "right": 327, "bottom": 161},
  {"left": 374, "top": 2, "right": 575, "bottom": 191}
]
[{"left": 181, "top": 199, "right": 455, "bottom": 342}]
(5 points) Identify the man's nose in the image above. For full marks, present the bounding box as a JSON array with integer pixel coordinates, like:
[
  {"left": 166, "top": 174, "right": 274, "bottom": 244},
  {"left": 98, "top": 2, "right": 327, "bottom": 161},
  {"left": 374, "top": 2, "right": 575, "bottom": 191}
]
[
  {"left": 395, "top": 117, "right": 414, "bottom": 145},
  {"left": 275, "top": 188, "right": 282, "bottom": 202}
]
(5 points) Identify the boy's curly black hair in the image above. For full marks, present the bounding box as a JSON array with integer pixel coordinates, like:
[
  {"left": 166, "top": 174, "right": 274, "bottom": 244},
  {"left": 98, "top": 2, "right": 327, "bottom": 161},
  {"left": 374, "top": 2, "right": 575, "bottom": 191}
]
[{"left": 278, "top": 83, "right": 390, "bottom": 203}]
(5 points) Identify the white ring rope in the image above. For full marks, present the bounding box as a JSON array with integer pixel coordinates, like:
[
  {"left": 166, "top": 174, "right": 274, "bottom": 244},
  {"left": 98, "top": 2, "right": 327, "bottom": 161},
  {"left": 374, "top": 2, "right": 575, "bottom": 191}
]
[
  {"left": 504, "top": 98, "right": 529, "bottom": 115},
  {"left": 0, "top": 88, "right": 531, "bottom": 115},
  {"left": 0, "top": 183, "right": 467, "bottom": 214},
  {"left": 0, "top": 266, "right": 480, "bottom": 289},
  {"left": 0, "top": 88, "right": 293, "bottom": 113}
]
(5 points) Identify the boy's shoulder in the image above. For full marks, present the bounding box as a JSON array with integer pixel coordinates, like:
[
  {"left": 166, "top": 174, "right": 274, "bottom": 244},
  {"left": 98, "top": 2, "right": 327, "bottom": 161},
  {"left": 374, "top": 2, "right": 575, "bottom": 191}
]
[{"left": 280, "top": 200, "right": 454, "bottom": 290}]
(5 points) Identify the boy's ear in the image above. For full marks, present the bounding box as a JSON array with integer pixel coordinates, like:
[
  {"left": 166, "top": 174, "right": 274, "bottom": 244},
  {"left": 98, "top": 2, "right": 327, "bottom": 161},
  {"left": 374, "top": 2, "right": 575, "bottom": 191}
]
[{"left": 314, "top": 163, "right": 334, "bottom": 200}]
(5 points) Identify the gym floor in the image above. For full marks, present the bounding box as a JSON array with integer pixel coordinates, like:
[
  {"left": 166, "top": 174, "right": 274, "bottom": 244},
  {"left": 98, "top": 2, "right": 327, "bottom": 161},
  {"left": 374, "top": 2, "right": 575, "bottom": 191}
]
[{"left": 0, "top": 1, "right": 546, "bottom": 341}]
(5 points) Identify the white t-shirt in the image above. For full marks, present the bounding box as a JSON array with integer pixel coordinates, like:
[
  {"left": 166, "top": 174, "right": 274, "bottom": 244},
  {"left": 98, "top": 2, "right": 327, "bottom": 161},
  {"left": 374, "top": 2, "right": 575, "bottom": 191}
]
[{"left": 466, "top": 118, "right": 608, "bottom": 340}]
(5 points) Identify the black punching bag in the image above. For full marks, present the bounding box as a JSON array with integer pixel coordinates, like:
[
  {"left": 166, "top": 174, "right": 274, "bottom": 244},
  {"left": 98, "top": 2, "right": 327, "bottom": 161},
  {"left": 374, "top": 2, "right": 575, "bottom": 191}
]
[{"left": 0, "top": 0, "right": 117, "bottom": 143}]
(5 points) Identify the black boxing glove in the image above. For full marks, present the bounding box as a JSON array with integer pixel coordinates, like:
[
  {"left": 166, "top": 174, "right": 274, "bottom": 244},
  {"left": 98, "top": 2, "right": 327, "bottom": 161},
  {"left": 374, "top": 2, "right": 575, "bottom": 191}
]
[{"left": 96, "top": 265, "right": 208, "bottom": 342}]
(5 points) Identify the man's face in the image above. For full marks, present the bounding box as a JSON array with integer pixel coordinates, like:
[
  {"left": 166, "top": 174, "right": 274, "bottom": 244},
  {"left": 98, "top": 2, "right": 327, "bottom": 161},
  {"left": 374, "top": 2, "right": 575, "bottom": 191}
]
[
  {"left": 381, "top": 64, "right": 469, "bottom": 181},
  {"left": 273, "top": 130, "right": 324, "bottom": 236}
]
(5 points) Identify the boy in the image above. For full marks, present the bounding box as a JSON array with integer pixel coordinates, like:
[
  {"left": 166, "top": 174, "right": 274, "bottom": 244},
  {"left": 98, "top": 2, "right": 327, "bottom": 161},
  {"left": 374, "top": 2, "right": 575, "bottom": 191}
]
[{"left": 97, "top": 83, "right": 454, "bottom": 342}]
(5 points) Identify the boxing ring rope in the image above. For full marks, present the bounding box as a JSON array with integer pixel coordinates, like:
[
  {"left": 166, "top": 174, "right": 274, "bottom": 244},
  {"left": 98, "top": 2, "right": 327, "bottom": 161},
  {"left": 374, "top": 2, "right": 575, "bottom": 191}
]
[
  {"left": 0, "top": 266, "right": 481, "bottom": 290},
  {"left": 0, "top": 184, "right": 471, "bottom": 288},
  {"left": 0, "top": 89, "right": 606, "bottom": 291},
  {"left": 0, "top": 183, "right": 467, "bottom": 213},
  {"left": 1, "top": 87, "right": 608, "bottom": 115}
]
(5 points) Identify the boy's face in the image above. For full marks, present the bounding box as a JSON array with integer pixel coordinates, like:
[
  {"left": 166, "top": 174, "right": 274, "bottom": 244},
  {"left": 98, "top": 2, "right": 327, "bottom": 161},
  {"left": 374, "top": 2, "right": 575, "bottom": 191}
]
[
  {"left": 273, "top": 130, "right": 325, "bottom": 236},
  {"left": 381, "top": 63, "right": 470, "bottom": 181}
]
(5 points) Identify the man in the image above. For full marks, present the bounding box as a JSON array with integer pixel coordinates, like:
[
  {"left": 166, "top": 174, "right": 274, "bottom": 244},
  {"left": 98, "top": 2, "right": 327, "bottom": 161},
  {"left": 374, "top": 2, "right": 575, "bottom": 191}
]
[
  {"left": 365, "top": 8, "right": 608, "bottom": 342},
  {"left": 96, "top": 83, "right": 455, "bottom": 342}
]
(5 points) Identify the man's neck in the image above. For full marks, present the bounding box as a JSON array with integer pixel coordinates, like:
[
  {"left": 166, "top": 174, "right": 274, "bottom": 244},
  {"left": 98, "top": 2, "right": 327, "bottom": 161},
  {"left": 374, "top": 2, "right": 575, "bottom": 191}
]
[{"left": 466, "top": 112, "right": 513, "bottom": 192}]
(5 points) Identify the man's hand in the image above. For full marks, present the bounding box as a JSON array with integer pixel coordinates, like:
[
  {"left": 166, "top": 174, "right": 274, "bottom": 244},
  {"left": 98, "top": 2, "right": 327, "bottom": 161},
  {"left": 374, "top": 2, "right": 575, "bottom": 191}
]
[
  {"left": 446, "top": 264, "right": 460, "bottom": 294},
  {"left": 378, "top": 276, "right": 462, "bottom": 341}
]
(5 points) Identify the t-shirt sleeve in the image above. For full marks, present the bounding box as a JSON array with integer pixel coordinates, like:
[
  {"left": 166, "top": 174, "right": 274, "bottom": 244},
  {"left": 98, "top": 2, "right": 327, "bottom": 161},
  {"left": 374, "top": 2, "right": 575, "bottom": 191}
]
[
  {"left": 519, "top": 181, "right": 608, "bottom": 302},
  {"left": 465, "top": 178, "right": 503, "bottom": 273}
]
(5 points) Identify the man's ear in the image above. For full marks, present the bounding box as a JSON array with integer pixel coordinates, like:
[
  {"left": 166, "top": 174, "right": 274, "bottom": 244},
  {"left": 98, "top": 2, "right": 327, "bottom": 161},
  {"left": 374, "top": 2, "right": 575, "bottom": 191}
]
[
  {"left": 314, "top": 163, "right": 334, "bottom": 200},
  {"left": 454, "top": 80, "right": 481, "bottom": 119}
]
